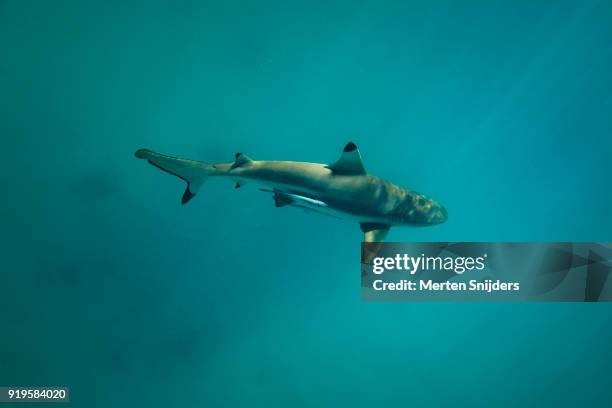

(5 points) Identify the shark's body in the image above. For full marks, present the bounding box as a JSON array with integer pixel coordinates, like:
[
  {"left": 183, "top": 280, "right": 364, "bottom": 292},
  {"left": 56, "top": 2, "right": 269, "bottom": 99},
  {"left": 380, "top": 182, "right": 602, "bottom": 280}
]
[{"left": 135, "top": 142, "right": 447, "bottom": 242}]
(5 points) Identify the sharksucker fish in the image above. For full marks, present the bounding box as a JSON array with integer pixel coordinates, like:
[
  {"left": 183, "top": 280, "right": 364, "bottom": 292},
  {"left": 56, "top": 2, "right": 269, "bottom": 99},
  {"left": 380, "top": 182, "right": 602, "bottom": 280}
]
[{"left": 134, "top": 142, "right": 447, "bottom": 243}]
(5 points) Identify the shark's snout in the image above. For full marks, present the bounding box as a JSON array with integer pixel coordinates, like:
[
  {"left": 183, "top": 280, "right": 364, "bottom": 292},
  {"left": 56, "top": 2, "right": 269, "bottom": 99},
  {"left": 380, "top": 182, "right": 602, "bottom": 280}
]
[{"left": 429, "top": 203, "right": 448, "bottom": 224}]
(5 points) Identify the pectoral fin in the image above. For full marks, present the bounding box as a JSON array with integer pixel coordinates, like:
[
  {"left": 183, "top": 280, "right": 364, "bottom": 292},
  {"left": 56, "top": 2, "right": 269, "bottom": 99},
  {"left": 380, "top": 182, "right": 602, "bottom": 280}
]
[
  {"left": 361, "top": 223, "right": 390, "bottom": 264},
  {"left": 360, "top": 223, "right": 390, "bottom": 242}
]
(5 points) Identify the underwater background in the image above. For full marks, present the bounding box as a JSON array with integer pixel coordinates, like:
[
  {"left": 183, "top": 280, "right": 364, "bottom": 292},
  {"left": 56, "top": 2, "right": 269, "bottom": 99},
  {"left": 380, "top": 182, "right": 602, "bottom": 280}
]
[{"left": 2, "top": 0, "right": 612, "bottom": 406}]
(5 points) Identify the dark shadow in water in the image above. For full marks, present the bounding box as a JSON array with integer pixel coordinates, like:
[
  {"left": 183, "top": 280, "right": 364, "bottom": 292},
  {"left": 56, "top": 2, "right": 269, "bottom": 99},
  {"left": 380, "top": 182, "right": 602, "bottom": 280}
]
[
  {"left": 35, "top": 256, "right": 122, "bottom": 288},
  {"left": 68, "top": 171, "right": 119, "bottom": 199},
  {"left": 38, "top": 265, "right": 83, "bottom": 287},
  {"left": 103, "top": 326, "right": 212, "bottom": 376},
  {"left": 158, "top": 327, "right": 206, "bottom": 362}
]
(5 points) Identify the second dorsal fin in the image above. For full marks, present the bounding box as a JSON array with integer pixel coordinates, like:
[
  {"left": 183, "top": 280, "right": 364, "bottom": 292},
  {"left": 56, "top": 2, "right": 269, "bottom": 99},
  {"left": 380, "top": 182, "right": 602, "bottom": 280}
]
[
  {"left": 231, "top": 152, "right": 253, "bottom": 169},
  {"left": 327, "top": 142, "right": 366, "bottom": 175}
]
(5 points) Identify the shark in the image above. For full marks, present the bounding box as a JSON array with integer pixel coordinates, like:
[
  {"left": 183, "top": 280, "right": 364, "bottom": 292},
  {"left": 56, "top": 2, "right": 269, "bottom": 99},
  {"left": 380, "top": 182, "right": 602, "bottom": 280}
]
[{"left": 134, "top": 142, "right": 447, "bottom": 243}]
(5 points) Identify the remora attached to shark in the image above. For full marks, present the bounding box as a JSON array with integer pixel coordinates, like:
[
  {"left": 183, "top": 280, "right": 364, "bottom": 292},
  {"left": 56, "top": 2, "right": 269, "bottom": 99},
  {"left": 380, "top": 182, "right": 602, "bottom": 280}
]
[{"left": 134, "top": 142, "right": 447, "bottom": 242}]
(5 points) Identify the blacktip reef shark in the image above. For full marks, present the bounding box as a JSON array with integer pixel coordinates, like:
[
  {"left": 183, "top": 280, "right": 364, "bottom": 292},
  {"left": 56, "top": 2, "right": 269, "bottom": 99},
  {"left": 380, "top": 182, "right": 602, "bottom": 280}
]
[{"left": 134, "top": 142, "right": 447, "bottom": 243}]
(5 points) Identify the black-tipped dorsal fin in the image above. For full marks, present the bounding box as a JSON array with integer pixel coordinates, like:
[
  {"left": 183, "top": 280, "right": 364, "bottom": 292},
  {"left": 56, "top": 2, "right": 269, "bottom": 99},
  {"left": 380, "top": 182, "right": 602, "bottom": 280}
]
[
  {"left": 231, "top": 152, "right": 253, "bottom": 169},
  {"left": 327, "top": 142, "right": 366, "bottom": 175}
]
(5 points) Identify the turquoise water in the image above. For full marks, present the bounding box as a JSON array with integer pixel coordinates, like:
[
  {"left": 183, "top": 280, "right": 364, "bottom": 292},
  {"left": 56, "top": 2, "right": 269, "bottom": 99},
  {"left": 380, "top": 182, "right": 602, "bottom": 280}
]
[{"left": 1, "top": 1, "right": 612, "bottom": 406}]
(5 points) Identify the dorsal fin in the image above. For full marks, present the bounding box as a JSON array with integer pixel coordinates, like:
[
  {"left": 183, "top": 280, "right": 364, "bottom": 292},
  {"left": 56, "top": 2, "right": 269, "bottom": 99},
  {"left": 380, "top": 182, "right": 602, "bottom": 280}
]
[
  {"left": 231, "top": 152, "right": 253, "bottom": 169},
  {"left": 327, "top": 142, "right": 366, "bottom": 175}
]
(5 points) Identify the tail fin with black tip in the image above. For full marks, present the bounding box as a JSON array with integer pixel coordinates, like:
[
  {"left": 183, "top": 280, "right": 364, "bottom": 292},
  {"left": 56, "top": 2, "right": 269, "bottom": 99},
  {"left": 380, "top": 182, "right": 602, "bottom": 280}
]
[{"left": 134, "top": 149, "right": 214, "bottom": 204}]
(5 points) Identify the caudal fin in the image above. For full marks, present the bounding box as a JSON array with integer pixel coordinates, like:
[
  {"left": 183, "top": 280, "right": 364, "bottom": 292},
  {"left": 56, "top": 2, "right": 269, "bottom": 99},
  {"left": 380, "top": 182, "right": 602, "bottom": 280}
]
[{"left": 135, "top": 149, "right": 211, "bottom": 204}]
